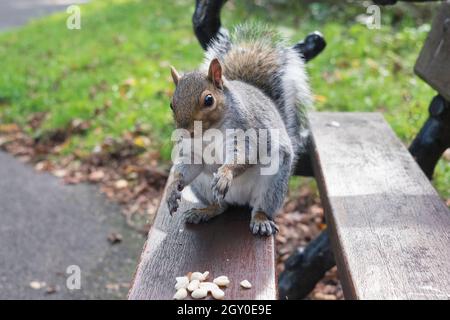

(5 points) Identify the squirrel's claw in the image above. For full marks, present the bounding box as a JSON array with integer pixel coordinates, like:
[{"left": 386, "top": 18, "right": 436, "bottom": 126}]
[
  {"left": 167, "top": 178, "right": 184, "bottom": 215},
  {"left": 167, "top": 186, "right": 182, "bottom": 215},
  {"left": 212, "top": 169, "right": 232, "bottom": 203},
  {"left": 250, "top": 212, "right": 279, "bottom": 236}
]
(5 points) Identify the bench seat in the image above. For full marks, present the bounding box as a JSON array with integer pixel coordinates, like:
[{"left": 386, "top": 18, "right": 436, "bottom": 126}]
[{"left": 127, "top": 177, "right": 276, "bottom": 299}]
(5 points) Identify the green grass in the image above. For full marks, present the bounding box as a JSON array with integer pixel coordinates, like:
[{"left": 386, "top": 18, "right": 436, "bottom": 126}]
[
  {"left": 0, "top": 0, "right": 203, "bottom": 159},
  {"left": 0, "top": 0, "right": 448, "bottom": 197}
]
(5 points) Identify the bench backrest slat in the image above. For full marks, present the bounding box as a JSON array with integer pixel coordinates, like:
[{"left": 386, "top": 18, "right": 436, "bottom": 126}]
[
  {"left": 414, "top": 2, "right": 450, "bottom": 101},
  {"left": 309, "top": 112, "right": 450, "bottom": 299}
]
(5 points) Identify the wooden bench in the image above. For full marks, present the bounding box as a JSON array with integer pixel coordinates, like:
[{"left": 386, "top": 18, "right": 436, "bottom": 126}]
[
  {"left": 310, "top": 112, "right": 450, "bottom": 299},
  {"left": 128, "top": 112, "right": 450, "bottom": 300}
]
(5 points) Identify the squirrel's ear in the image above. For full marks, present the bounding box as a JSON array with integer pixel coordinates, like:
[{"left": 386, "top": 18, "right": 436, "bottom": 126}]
[
  {"left": 208, "top": 58, "right": 223, "bottom": 89},
  {"left": 170, "top": 66, "right": 180, "bottom": 86}
]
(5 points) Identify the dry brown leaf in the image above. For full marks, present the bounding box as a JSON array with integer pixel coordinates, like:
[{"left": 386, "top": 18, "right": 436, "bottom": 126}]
[
  {"left": 89, "top": 170, "right": 105, "bottom": 182},
  {"left": 115, "top": 179, "right": 128, "bottom": 189},
  {"left": 107, "top": 232, "right": 123, "bottom": 244},
  {"left": 0, "top": 123, "right": 20, "bottom": 133}
]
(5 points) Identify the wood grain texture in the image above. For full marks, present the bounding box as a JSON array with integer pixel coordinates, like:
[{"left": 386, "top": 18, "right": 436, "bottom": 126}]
[
  {"left": 128, "top": 173, "right": 276, "bottom": 300},
  {"left": 415, "top": 2, "right": 450, "bottom": 101},
  {"left": 309, "top": 112, "right": 450, "bottom": 300}
]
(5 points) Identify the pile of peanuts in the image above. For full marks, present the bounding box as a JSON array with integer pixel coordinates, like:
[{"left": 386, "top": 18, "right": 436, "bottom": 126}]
[{"left": 173, "top": 271, "right": 252, "bottom": 300}]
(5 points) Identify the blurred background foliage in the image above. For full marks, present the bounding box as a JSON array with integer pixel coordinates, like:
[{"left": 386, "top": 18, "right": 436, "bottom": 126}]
[{"left": 0, "top": 0, "right": 447, "bottom": 197}]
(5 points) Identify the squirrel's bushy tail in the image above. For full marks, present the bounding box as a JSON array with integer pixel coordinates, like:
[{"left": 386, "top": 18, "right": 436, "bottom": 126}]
[{"left": 201, "top": 23, "right": 312, "bottom": 152}]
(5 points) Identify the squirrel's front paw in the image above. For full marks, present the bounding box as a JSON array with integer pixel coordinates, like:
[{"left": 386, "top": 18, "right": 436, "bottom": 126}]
[
  {"left": 212, "top": 166, "right": 233, "bottom": 202},
  {"left": 167, "top": 180, "right": 183, "bottom": 215}
]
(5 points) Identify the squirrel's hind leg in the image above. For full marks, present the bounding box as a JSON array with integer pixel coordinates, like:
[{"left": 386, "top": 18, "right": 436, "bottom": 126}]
[
  {"left": 184, "top": 203, "right": 228, "bottom": 224},
  {"left": 250, "top": 211, "right": 279, "bottom": 236},
  {"left": 249, "top": 151, "right": 292, "bottom": 236}
]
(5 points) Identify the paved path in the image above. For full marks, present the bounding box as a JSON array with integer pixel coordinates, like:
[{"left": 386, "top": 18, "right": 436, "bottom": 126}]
[
  {"left": 0, "top": 151, "right": 145, "bottom": 299},
  {"left": 0, "top": 0, "right": 87, "bottom": 31},
  {"left": 0, "top": 1, "right": 145, "bottom": 299}
]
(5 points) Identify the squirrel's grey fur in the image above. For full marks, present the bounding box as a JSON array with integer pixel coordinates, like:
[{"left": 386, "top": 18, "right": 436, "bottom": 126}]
[
  {"left": 201, "top": 23, "right": 312, "bottom": 159},
  {"left": 167, "top": 23, "right": 312, "bottom": 236}
]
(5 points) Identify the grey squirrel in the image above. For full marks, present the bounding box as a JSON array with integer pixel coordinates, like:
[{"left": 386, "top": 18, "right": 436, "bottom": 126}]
[{"left": 167, "top": 24, "right": 311, "bottom": 236}]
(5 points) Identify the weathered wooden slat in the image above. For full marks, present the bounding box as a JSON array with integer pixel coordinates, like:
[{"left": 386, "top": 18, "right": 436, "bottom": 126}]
[
  {"left": 414, "top": 2, "right": 450, "bottom": 101},
  {"left": 128, "top": 174, "right": 276, "bottom": 300},
  {"left": 309, "top": 112, "right": 450, "bottom": 300}
]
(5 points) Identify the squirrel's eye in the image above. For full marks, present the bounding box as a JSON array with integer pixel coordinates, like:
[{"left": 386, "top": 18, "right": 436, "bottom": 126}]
[
  {"left": 204, "top": 94, "right": 214, "bottom": 107},
  {"left": 170, "top": 102, "right": 174, "bottom": 110}
]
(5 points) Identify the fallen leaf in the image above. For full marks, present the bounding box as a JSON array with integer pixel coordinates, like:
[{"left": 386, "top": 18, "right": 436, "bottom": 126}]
[
  {"left": 108, "top": 232, "right": 123, "bottom": 244},
  {"left": 314, "top": 95, "right": 327, "bottom": 103},
  {"left": 0, "top": 136, "right": 13, "bottom": 146},
  {"left": 45, "top": 285, "right": 59, "bottom": 294},
  {"left": 123, "top": 78, "right": 136, "bottom": 87},
  {"left": 52, "top": 169, "right": 67, "bottom": 178},
  {"left": 89, "top": 170, "right": 105, "bottom": 182},
  {"left": 115, "top": 179, "right": 128, "bottom": 189},
  {"left": 106, "top": 283, "right": 120, "bottom": 291},
  {"left": 0, "top": 123, "right": 20, "bottom": 133},
  {"left": 133, "top": 136, "right": 151, "bottom": 148}
]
